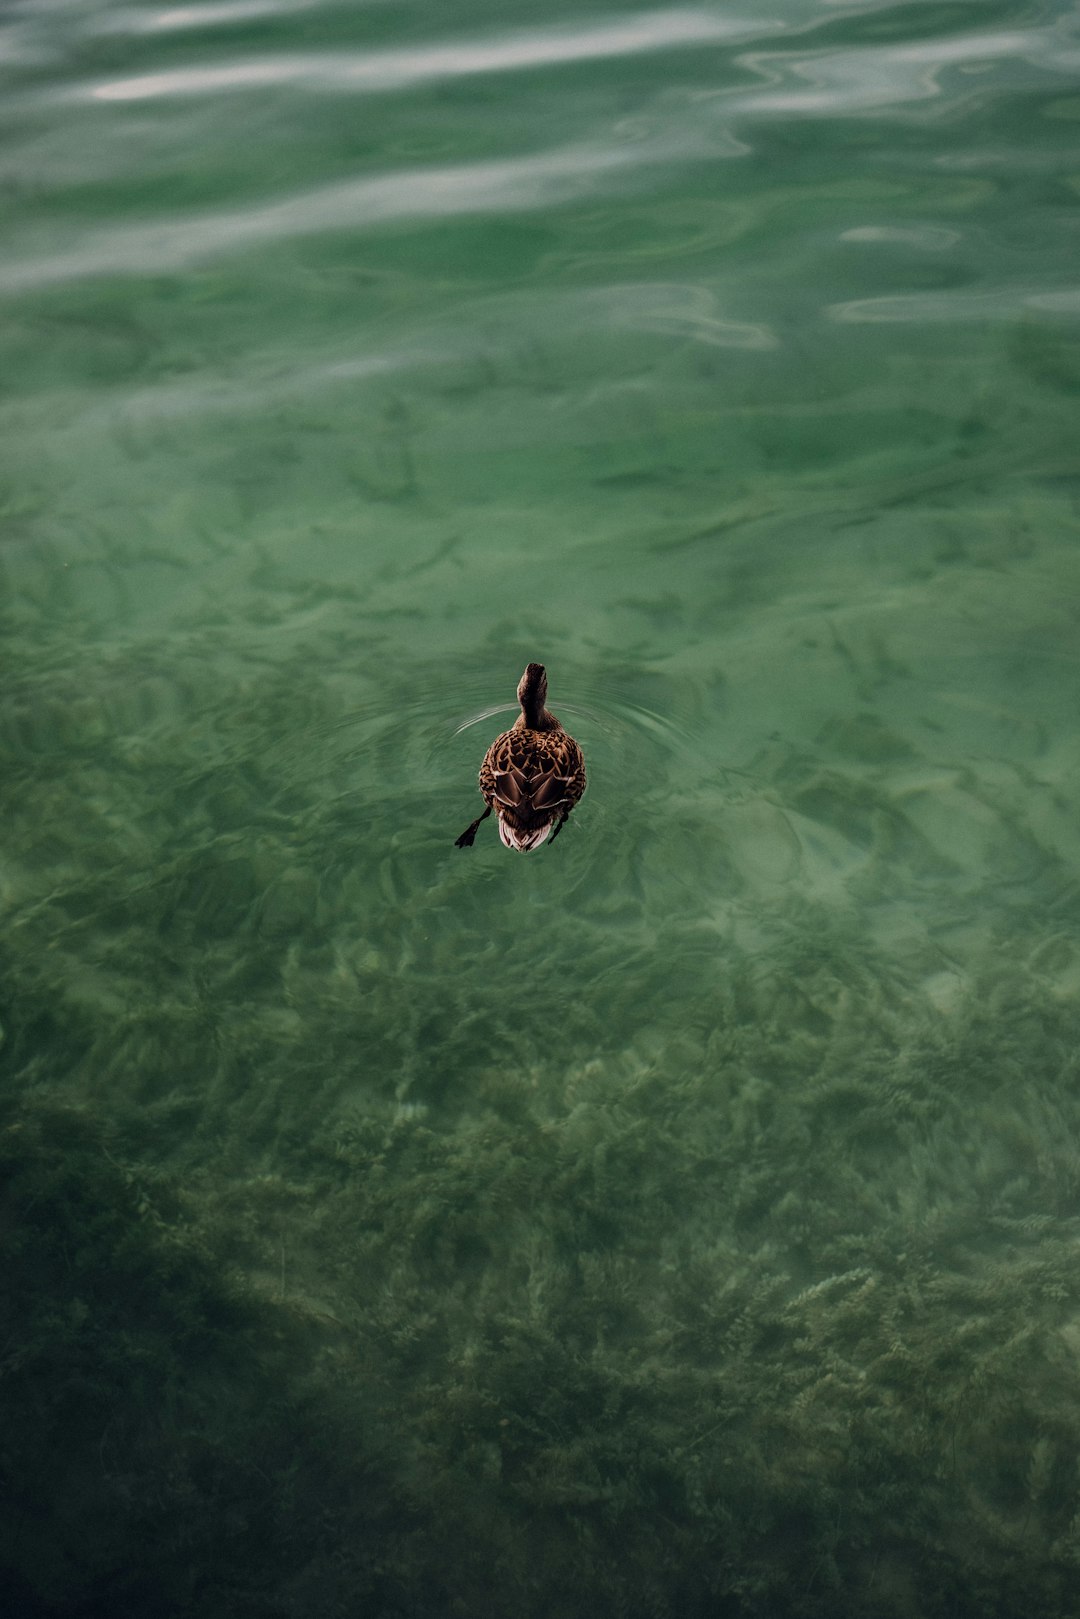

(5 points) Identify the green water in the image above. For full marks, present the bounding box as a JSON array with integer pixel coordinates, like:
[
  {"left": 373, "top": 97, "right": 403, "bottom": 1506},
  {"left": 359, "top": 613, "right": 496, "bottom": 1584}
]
[{"left": 4, "top": 1, "right": 1080, "bottom": 1614}]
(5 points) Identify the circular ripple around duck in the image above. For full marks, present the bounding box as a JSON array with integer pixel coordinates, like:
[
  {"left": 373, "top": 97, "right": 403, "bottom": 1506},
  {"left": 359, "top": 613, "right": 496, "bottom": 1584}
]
[{"left": 280, "top": 678, "right": 706, "bottom": 797}]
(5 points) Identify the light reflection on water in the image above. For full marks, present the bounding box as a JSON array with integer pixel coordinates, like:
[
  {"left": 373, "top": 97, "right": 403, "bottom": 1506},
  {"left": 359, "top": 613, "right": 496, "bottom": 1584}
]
[
  {"left": 0, "top": 140, "right": 692, "bottom": 291},
  {"left": 87, "top": 10, "right": 767, "bottom": 101}
]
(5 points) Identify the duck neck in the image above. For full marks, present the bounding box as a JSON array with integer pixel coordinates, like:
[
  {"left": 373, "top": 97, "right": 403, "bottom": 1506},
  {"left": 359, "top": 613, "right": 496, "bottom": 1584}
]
[
  {"left": 518, "top": 665, "right": 551, "bottom": 729},
  {"left": 520, "top": 697, "right": 550, "bottom": 729}
]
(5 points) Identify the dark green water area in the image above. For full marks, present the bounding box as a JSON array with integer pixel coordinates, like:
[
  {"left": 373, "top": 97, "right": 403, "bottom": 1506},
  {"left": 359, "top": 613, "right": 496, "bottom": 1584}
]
[{"left": 4, "top": 1, "right": 1080, "bottom": 1614}]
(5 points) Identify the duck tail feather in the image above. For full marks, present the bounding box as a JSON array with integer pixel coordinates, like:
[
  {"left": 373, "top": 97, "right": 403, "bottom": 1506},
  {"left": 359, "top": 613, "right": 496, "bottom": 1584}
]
[{"left": 498, "top": 817, "right": 553, "bottom": 852}]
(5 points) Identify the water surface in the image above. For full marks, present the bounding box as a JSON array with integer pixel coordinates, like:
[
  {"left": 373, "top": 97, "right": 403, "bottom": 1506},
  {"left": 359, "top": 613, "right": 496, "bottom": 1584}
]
[{"left": 3, "top": 2, "right": 1080, "bottom": 1615}]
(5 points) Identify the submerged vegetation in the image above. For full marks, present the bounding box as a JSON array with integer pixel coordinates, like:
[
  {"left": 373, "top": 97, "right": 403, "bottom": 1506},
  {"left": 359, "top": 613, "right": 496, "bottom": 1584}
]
[
  {"left": 5, "top": 984, "right": 1080, "bottom": 1618},
  {"left": 4, "top": 617, "right": 1080, "bottom": 1616}
]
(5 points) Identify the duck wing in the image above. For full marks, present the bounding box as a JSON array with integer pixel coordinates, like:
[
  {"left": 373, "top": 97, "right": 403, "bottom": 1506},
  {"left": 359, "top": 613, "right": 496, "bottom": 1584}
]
[{"left": 489, "top": 742, "right": 582, "bottom": 817}]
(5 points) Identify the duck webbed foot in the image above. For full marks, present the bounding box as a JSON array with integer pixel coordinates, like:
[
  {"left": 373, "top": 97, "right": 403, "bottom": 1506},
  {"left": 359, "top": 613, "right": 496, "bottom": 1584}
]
[
  {"left": 455, "top": 805, "right": 492, "bottom": 848},
  {"left": 547, "top": 811, "right": 571, "bottom": 845}
]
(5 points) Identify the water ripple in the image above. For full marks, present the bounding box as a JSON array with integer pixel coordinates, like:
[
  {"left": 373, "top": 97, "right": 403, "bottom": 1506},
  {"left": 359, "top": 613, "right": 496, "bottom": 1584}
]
[
  {"left": 830, "top": 285, "right": 1080, "bottom": 323},
  {"left": 733, "top": 20, "right": 1080, "bottom": 119},
  {"left": 0, "top": 136, "right": 726, "bottom": 294},
  {"left": 84, "top": 10, "right": 776, "bottom": 103},
  {"left": 94, "top": 0, "right": 323, "bottom": 34}
]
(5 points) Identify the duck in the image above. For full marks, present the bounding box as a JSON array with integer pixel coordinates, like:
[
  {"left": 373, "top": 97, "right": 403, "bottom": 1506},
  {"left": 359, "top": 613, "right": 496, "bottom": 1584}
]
[{"left": 455, "top": 663, "right": 587, "bottom": 852}]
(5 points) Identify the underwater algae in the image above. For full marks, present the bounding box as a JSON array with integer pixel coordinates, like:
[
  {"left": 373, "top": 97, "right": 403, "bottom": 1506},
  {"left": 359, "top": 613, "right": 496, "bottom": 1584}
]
[
  {"left": 5, "top": 585, "right": 1080, "bottom": 1618},
  {"left": 6, "top": 944, "right": 1080, "bottom": 1619}
]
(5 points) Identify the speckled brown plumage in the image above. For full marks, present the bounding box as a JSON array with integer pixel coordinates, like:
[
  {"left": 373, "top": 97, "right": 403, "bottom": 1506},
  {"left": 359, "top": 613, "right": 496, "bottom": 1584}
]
[{"left": 456, "top": 663, "right": 586, "bottom": 852}]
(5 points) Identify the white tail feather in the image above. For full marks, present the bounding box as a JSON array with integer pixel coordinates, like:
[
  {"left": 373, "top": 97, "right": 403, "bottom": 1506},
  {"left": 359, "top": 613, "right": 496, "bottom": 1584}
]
[{"left": 498, "top": 816, "right": 553, "bottom": 852}]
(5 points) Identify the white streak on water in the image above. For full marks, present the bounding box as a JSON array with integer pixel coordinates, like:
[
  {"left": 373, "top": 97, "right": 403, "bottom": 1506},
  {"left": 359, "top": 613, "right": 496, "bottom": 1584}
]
[
  {"left": 829, "top": 286, "right": 1080, "bottom": 323},
  {"left": 102, "top": 351, "right": 417, "bottom": 422},
  {"left": 734, "top": 23, "right": 1080, "bottom": 117},
  {"left": 84, "top": 11, "right": 778, "bottom": 101},
  {"left": 0, "top": 137, "right": 726, "bottom": 294},
  {"left": 97, "top": 0, "right": 324, "bottom": 33},
  {"left": 1027, "top": 289, "right": 1080, "bottom": 313},
  {"left": 840, "top": 226, "right": 961, "bottom": 250}
]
